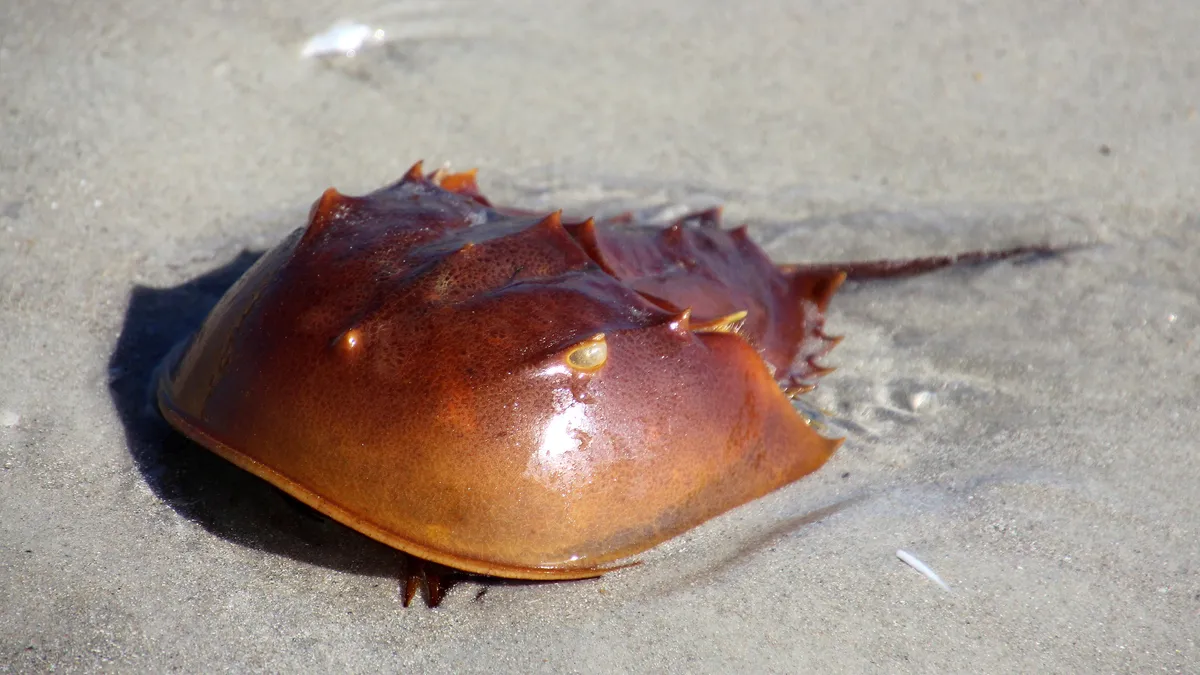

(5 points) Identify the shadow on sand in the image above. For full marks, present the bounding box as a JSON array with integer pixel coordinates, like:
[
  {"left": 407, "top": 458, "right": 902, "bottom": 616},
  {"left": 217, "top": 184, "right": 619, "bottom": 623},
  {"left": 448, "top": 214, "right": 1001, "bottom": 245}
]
[
  {"left": 107, "top": 252, "right": 558, "bottom": 605},
  {"left": 106, "top": 251, "right": 410, "bottom": 581}
]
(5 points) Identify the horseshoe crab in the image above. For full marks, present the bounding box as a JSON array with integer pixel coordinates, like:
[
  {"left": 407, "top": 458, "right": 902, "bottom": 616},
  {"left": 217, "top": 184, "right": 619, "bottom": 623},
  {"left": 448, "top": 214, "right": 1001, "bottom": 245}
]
[{"left": 156, "top": 163, "right": 1053, "bottom": 605}]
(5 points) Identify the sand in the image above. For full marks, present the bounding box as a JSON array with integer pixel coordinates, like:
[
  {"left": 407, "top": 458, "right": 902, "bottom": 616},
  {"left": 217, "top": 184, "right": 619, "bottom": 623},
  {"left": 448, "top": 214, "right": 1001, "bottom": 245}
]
[{"left": 2, "top": 0, "right": 1197, "bottom": 672}]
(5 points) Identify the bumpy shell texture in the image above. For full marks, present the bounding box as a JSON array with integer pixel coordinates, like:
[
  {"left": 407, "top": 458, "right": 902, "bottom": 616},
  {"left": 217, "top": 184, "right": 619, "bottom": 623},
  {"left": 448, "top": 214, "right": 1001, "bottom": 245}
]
[{"left": 157, "top": 163, "right": 847, "bottom": 580}]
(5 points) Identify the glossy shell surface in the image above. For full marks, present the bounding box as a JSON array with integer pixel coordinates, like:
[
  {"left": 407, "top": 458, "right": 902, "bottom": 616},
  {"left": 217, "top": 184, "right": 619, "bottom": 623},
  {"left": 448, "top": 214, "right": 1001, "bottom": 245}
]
[{"left": 157, "top": 164, "right": 846, "bottom": 579}]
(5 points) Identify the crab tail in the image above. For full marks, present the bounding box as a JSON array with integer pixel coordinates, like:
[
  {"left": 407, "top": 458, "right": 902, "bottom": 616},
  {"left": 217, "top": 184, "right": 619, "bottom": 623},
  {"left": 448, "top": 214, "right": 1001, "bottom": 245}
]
[{"left": 778, "top": 244, "right": 1063, "bottom": 281}]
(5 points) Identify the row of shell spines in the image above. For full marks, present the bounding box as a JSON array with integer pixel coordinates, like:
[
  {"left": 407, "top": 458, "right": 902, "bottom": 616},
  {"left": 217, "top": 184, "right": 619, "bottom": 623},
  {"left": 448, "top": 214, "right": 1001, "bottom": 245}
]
[
  {"left": 569, "top": 213, "right": 832, "bottom": 385},
  {"left": 290, "top": 201, "right": 674, "bottom": 378},
  {"left": 323, "top": 269, "right": 676, "bottom": 390},
  {"left": 267, "top": 170, "right": 531, "bottom": 356},
  {"left": 293, "top": 164, "right": 500, "bottom": 272},
  {"left": 285, "top": 164, "right": 847, "bottom": 392},
  {"left": 778, "top": 270, "right": 846, "bottom": 390},
  {"left": 406, "top": 212, "right": 601, "bottom": 306}
]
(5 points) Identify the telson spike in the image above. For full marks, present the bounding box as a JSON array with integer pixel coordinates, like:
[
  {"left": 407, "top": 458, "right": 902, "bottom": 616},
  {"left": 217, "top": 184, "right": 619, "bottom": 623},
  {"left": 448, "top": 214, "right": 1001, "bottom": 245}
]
[
  {"left": 302, "top": 187, "right": 345, "bottom": 247},
  {"left": 691, "top": 309, "right": 749, "bottom": 334}
]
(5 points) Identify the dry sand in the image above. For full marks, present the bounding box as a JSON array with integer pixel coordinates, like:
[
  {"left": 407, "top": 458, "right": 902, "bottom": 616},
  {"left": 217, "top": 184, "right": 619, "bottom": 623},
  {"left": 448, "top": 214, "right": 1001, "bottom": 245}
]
[{"left": 2, "top": 0, "right": 1198, "bottom": 672}]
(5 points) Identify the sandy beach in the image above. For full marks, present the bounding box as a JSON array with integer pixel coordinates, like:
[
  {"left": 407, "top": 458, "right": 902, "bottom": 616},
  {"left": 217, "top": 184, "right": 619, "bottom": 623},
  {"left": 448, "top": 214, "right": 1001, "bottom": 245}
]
[{"left": 2, "top": 0, "right": 1197, "bottom": 671}]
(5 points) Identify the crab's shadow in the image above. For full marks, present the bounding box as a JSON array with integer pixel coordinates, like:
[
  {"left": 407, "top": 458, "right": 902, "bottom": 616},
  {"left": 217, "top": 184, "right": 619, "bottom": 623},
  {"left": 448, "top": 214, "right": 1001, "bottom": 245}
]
[{"left": 107, "top": 251, "right": 414, "bottom": 580}]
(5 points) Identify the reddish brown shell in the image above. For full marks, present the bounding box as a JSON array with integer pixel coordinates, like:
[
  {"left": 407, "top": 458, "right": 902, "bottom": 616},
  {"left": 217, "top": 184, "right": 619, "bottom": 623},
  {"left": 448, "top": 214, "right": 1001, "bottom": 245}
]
[{"left": 157, "top": 163, "right": 847, "bottom": 580}]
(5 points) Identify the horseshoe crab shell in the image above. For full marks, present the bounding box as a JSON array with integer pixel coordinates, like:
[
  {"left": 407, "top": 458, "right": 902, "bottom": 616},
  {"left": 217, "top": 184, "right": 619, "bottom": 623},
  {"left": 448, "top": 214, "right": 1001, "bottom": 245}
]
[{"left": 156, "top": 163, "right": 847, "bottom": 580}]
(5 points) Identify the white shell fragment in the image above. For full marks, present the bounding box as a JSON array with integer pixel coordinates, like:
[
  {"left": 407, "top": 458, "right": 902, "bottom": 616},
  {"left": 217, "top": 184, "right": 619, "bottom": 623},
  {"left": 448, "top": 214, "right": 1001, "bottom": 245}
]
[
  {"left": 299, "top": 1, "right": 497, "bottom": 61},
  {"left": 301, "top": 21, "right": 387, "bottom": 58},
  {"left": 896, "top": 549, "right": 952, "bottom": 592},
  {"left": 908, "top": 390, "right": 935, "bottom": 412}
]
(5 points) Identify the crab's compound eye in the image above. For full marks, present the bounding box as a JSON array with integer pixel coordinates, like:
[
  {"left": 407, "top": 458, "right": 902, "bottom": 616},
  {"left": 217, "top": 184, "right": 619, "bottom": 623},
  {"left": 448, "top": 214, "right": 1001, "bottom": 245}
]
[{"left": 564, "top": 333, "right": 608, "bottom": 372}]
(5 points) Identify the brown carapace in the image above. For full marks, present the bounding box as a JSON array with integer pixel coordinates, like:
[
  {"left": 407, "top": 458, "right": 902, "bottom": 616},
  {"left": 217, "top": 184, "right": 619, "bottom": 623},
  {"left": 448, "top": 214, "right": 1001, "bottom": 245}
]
[{"left": 157, "top": 162, "right": 1054, "bottom": 606}]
